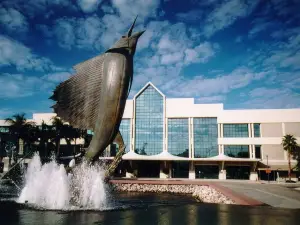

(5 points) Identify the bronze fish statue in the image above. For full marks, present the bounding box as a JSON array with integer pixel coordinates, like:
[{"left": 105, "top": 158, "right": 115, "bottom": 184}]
[{"left": 50, "top": 17, "right": 145, "bottom": 163}]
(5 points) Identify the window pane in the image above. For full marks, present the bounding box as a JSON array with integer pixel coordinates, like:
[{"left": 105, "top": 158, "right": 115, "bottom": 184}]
[
  {"left": 224, "top": 145, "right": 249, "bottom": 158},
  {"left": 254, "top": 123, "right": 260, "bottom": 137},
  {"left": 194, "top": 118, "right": 218, "bottom": 158},
  {"left": 168, "top": 118, "right": 189, "bottom": 157},
  {"left": 255, "top": 145, "right": 261, "bottom": 159},
  {"left": 119, "top": 119, "right": 131, "bottom": 152},
  {"left": 223, "top": 124, "right": 249, "bottom": 137},
  {"left": 135, "top": 85, "right": 163, "bottom": 155}
]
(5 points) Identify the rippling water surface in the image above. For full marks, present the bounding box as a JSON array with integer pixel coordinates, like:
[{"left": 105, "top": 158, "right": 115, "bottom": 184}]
[
  {"left": 1, "top": 154, "right": 300, "bottom": 225},
  {"left": 1, "top": 191, "right": 300, "bottom": 225}
]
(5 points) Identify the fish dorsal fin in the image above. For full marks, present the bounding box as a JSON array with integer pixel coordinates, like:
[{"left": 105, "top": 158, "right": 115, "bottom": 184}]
[{"left": 50, "top": 54, "right": 105, "bottom": 130}]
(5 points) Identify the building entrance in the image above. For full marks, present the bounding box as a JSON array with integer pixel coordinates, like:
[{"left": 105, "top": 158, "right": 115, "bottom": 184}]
[
  {"left": 195, "top": 165, "right": 219, "bottom": 179},
  {"left": 137, "top": 161, "right": 160, "bottom": 178},
  {"left": 171, "top": 162, "right": 189, "bottom": 178},
  {"left": 226, "top": 166, "right": 250, "bottom": 180}
]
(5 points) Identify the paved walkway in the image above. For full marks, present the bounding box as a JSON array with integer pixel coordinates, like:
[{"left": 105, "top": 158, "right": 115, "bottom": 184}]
[
  {"left": 218, "top": 182, "right": 300, "bottom": 209},
  {"left": 110, "top": 178, "right": 300, "bottom": 208}
]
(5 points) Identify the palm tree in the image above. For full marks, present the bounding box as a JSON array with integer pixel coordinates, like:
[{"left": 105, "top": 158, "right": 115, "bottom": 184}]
[
  {"left": 37, "top": 120, "right": 54, "bottom": 158},
  {"left": 5, "top": 113, "right": 36, "bottom": 161},
  {"left": 51, "top": 116, "right": 64, "bottom": 157},
  {"left": 282, "top": 134, "right": 298, "bottom": 181}
]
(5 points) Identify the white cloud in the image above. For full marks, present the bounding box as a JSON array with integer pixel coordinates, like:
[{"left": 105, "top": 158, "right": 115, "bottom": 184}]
[
  {"left": 0, "top": 73, "right": 45, "bottom": 98},
  {"left": 163, "top": 67, "right": 268, "bottom": 98},
  {"left": 161, "top": 52, "right": 183, "bottom": 65},
  {"left": 54, "top": 18, "right": 76, "bottom": 50},
  {"left": 262, "top": 33, "right": 300, "bottom": 70},
  {"left": 184, "top": 42, "right": 217, "bottom": 64},
  {"left": 203, "top": 0, "right": 259, "bottom": 37},
  {"left": 242, "top": 87, "right": 300, "bottom": 109},
  {"left": 248, "top": 20, "right": 273, "bottom": 38},
  {"left": 0, "top": 8, "right": 28, "bottom": 32},
  {"left": 0, "top": 35, "right": 57, "bottom": 71},
  {"left": 77, "top": 0, "right": 102, "bottom": 13},
  {"left": 53, "top": 16, "right": 104, "bottom": 50},
  {"left": 111, "top": 0, "right": 160, "bottom": 21},
  {"left": 176, "top": 9, "right": 204, "bottom": 22},
  {"left": 196, "top": 95, "right": 225, "bottom": 103},
  {"left": 0, "top": 71, "right": 72, "bottom": 99},
  {"left": 101, "top": 4, "right": 114, "bottom": 13},
  {"left": 42, "top": 72, "right": 73, "bottom": 83},
  {"left": 1, "top": 0, "right": 75, "bottom": 18}
]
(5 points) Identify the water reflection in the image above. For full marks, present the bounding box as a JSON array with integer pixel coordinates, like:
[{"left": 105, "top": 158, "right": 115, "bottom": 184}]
[{"left": 1, "top": 194, "right": 300, "bottom": 225}]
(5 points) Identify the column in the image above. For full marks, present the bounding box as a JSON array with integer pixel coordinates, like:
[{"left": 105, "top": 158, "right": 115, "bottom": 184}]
[
  {"left": 218, "top": 123, "right": 221, "bottom": 155},
  {"left": 219, "top": 161, "right": 226, "bottom": 180},
  {"left": 190, "top": 118, "right": 194, "bottom": 158},
  {"left": 130, "top": 118, "right": 134, "bottom": 152},
  {"left": 220, "top": 123, "right": 223, "bottom": 138},
  {"left": 165, "top": 118, "right": 168, "bottom": 152},
  {"left": 189, "top": 161, "right": 195, "bottom": 179},
  {"left": 160, "top": 161, "right": 169, "bottom": 178},
  {"left": 249, "top": 162, "right": 258, "bottom": 181},
  {"left": 282, "top": 123, "right": 287, "bottom": 160},
  {"left": 251, "top": 123, "right": 254, "bottom": 137},
  {"left": 248, "top": 124, "right": 251, "bottom": 138},
  {"left": 249, "top": 145, "right": 253, "bottom": 159}
]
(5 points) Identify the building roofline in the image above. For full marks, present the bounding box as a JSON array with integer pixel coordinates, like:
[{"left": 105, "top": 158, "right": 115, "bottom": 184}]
[{"left": 133, "top": 82, "right": 165, "bottom": 99}]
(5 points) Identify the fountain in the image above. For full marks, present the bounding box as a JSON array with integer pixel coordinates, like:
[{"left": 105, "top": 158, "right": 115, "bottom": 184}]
[{"left": 18, "top": 153, "right": 108, "bottom": 210}]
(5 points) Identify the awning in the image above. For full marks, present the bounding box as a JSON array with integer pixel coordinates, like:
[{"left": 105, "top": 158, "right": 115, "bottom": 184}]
[
  {"left": 120, "top": 152, "right": 261, "bottom": 162},
  {"left": 122, "top": 151, "right": 189, "bottom": 161},
  {"left": 257, "top": 161, "right": 298, "bottom": 171}
]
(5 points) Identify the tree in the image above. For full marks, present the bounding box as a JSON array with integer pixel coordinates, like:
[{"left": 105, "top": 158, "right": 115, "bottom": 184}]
[
  {"left": 37, "top": 120, "right": 55, "bottom": 158},
  {"left": 51, "top": 116, "right": 64, "bottom": 157},
  {"left": 51, "top": 116, "right": 85, "bottom": 157},
  {"left": 5, "top": 113, "right": 36, "bottom": 162},
  {"left": 282, "top": 134, "right": 298, "bottom": 181}
]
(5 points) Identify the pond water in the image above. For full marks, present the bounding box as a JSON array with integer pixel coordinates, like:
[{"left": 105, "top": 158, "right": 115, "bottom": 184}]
[
  {"left": 1, "top": 154, "right": 299, "bottom": 225},
  {"left": 0, "top": 191, "right": 300, "bottom": 225}
]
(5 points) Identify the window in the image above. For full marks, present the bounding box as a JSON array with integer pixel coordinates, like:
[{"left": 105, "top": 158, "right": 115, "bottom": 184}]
[
  {"left": 223, "top": 124, "right": 249, "bottom": 137},
  {"left": 135, "top": 85, "right": 164, "bottom": 155},
  {"left": 194, "top": 118, "right": 218, "bottom": 158},
  {"left": 224, "top": 145, "right": 249, "bottom": 158},
  {"left": 0, "top": 127, "right": 9, "bottom": 133},
  {"left": 118, "top": 119, "right": 131, "bottom": 152},
  {"left": 168, "top": 118, "right": 189, "bottom": 157},
  {"left": 255, "top": 145, "right": 261, "bottom": 159},
  {"left": 254, "top": 123, "right": 260, "bottom": 137}
]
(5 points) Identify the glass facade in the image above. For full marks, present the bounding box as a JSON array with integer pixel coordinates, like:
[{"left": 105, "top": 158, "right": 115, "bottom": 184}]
[
  {"left": 223, "top": 124, "right": 249, "bottom": 137},
  {"left": 255, "top": 145, "right": 261, "bottom": 159},
  {"left": 135, "top": 85, "right": 164, "bottom": 155},
  {"left": 168, "top": 118, "right": 189, "bottom": 157},
  {"left": 224, "top": 145, "right": 249, "bottom": 158},
  {"left": 254, "top": 123, "right": 260, "bottom": 137},
  {"left": 119, "top": 119, "right": 131, "bottom": 152},
  {"left": 194, "top": 118, "right": 218, "bottom": 158}
]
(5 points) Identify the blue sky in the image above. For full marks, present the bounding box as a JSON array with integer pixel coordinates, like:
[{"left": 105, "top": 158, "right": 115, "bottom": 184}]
[{"left": 0, "top": 0, "right": 300, "bottom": 118}]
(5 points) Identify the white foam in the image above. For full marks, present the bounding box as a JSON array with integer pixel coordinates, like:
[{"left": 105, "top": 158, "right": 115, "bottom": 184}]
[{"left": 18, "top": 153, "right": 107, "bottom": 210}]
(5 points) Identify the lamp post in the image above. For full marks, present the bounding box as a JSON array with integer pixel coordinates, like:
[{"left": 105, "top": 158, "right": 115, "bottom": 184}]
[{"left": 266, "top": 154, "right": 269, "bottom": 183}]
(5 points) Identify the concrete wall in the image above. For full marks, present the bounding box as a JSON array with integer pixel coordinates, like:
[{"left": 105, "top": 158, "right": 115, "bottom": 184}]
[
  {"left": 261, "top": 123, "right": 283, "bottom": 137},
  {"left": 285, "top": 122, "right": 300, "bottom": 136},
  {"left": 262, "top": 145, "right": 285, "bottom": 160}
]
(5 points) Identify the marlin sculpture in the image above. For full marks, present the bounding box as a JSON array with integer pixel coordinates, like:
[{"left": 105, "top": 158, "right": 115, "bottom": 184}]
[{"left": 50, "top": 17, "right": 145, "bottom": 163}]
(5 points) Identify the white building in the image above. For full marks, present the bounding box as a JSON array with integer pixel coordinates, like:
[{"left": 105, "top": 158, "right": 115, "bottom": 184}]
[{"left": 1, "top": 82, "right": 300, "bottom": 180}]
